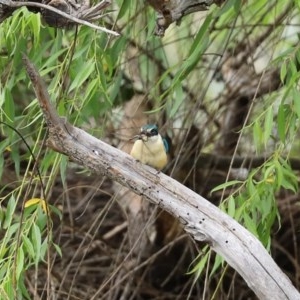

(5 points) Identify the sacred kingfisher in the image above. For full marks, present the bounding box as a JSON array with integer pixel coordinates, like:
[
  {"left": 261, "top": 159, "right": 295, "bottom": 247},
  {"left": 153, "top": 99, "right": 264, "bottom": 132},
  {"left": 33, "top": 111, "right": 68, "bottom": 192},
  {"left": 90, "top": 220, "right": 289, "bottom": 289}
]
[{"left": 130, "top": 124, "right": 169, "bottom": 170}]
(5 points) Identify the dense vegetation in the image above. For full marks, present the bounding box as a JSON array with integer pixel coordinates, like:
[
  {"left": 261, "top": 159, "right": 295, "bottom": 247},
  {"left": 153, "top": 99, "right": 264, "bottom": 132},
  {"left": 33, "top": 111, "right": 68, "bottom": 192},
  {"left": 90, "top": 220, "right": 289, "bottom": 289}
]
[{"left": 0, "top": 0, "right": 299, "bottom": 299}]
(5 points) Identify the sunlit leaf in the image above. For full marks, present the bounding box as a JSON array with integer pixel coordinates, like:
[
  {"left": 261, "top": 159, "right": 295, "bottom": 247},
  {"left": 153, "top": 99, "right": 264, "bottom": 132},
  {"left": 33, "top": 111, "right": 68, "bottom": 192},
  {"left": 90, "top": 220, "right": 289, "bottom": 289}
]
[
  {"left": 24, "top": 198, "right": 41, "bottom": 208},
  {"left": 24, "top": 198, "right": 49, "bottom": 215}
]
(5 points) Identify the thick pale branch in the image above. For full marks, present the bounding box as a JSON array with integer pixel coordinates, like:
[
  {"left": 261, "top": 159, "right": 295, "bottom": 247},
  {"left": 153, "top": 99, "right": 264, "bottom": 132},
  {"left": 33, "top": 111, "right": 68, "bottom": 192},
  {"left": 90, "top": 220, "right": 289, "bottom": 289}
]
[{"left": 23, "top": 55, "right": 300, "bottom": 300}]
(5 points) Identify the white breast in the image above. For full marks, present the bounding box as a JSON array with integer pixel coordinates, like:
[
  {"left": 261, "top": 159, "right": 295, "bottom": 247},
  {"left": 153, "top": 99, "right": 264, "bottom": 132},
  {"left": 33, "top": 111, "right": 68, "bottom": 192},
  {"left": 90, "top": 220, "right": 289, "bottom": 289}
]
[{"left": 130, "top": 135, "right": 168, "bottom": 170}]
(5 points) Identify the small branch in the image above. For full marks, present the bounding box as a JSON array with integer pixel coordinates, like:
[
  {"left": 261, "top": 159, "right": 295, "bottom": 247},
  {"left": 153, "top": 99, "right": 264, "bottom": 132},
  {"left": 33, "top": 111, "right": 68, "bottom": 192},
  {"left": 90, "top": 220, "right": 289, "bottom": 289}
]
[
  {"left": 0, "top": 0, "right": 119, "bottom": 35},
  {"left": 145, "top": 0, "right": 224, "bottom": 36},
  {"left": 23, "top": 55, "right": 300, "bottom": 300}
]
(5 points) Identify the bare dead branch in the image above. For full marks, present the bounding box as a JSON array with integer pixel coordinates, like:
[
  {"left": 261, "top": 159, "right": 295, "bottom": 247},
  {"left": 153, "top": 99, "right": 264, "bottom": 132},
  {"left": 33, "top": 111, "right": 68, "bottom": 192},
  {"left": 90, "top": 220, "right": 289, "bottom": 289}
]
[
  {"left": 22, "top": 55, "right": 300, "bottom": 300},
  {"left": 0, "top": 0, "right": 119, "bottom": 35}
]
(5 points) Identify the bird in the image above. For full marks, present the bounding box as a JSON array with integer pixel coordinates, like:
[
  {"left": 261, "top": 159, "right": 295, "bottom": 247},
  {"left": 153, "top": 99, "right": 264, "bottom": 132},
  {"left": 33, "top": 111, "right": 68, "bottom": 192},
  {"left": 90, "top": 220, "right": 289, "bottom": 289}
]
[{"left": 130, "top": 124, "right": 169, "bottom": 170}]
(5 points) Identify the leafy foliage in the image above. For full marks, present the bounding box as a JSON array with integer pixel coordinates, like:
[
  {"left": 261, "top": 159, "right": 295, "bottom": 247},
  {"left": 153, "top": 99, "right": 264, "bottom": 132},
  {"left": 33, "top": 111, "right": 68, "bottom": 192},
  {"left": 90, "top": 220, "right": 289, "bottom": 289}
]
[{"left": 0, "top": 0, "right": 300, "bottom": 298}]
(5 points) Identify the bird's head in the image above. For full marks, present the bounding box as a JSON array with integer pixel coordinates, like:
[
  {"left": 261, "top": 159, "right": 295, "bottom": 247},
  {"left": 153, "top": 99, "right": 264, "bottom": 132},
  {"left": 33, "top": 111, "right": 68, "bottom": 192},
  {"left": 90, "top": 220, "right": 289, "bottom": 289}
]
[
  {"left": 139, "top": 124, "right": 159, "bottom": 142},
  {"left": 133, "top": 124, "right": 169, "bottom": 153}
]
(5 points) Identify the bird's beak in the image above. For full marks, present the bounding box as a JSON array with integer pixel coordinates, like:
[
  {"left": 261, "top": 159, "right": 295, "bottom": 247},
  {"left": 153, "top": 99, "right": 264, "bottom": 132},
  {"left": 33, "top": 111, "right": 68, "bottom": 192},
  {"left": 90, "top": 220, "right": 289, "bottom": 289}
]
[
  {"left": 130, "top": 133, "right": 147, "bottom": 141},
  {"left": 130, "top": 134, "right": 141, "bottom": 141},
  {"left": 139, "top": 131, "right": 148, "bottom": 141}
]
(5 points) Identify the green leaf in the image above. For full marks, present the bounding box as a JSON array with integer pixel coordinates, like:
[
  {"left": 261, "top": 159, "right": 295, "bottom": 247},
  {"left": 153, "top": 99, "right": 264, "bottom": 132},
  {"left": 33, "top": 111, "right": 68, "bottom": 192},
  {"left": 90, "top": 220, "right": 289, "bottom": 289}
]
[
  {"left": 280, "top": 61, "right": 287, "bottom": 83},
  {"left": 0, "top": 262, "right": 8, "bottom": 281},
  {"left": 110, "top": 36, "right": 126, "bottom": 64},
  {"left": 217, "top": 0, "right": 238, "bottom": 16},
  {"left": 53, "top": 243, "right": 62, "bottom": 258},
  {"left": 264, "top": 107, "right": 273, "bottom": 146},
  {"left": 3, "top": 87, "right": 15, "bottom": 122},
  {"left": 18, "top": 272, "right": 31, "bottom": 300},
  {"left": 189, "top": 13, "right": 212, "bottom": 56},
  {"left": 16, "top": 247, "right": 24, "bottom": 280},
  {"left": 296, "top": 49, "right": 300, "bottom": 65},
  {"left": 280, "top": 160, "right": 298, "bottom": 192},
  {"left": 234, "top": 0, "right": 242, "bottom": 12},
  {"left": 211, "top": 180, "right": 242, "bottom": 194},
  {"left": 246, "top": 179, "right": 257, "bottom": 201},
  {"left": 171, "top": 13, "right": 212, "bottom": 87},
  {"left": 69, "top": 60, "right": 95, "bottom": 93},
  {"left": 187, "top": 250, "right": 210, "bottom": 276},
  {"left": 49, "top": 205, "right": 62, "bottom": 220},
  {"left": 29, "top": 13, "right": 41, "bottom": 46},
  {"left": 260, "top": 196, "right": 273, "bottom": 220},
  {"left": 286, "top": 60, "right": 298, "bottom": 86},
  {"left": 209, "top": 254, "right": 224, "bottom": 277},
  {"left": 292, "top": 88, "right": 300, "bottom": 119},
  {"left": 3, "top": 223, "right": 19, "bottom": 245},
  {"left": 274, "top": 161, "right": 283, "bottom": 190},
  {"left": 277, "top": 104, "right": 286, "bottom": 142},
  {"left": 11, "top": 144, "right": 21, "bottom": 178},
  {"left": 227, "top": 196, "right": 236, "bottom": 218},
  {"left": 0, "top": 154, "right": 4, "bottom": 186},
  {"left": 3, "top": 196, "right": 17, "bottom": 229},
  {"left": 40, "top": 238, "right": 49, "bottom": 262},
  {"left": 60, "top": 155, "right": 68, "bottom": 187},
  {"left": 3, "top": 277, "right": 14, "bottom": 299},
  {"left": 117, "top": 0, "right": 132, "bottom": 20},
  {"left": 22, "top": 235, "right": 35, "bottom": 260},
  {"left": 170, "top": 85, "right": 184, "bottom": 118},
  {"left": 243, "top": 213, "right": 258, "bottom": 237},
  {"left": 31, "top": 224, "right": 41, "bottom": 266},
  {"left": 42, "top": 48, "right": 68, "bottom": 71},
  {"left": 253, "top": 120, "right": 263, "bottom": 152}
]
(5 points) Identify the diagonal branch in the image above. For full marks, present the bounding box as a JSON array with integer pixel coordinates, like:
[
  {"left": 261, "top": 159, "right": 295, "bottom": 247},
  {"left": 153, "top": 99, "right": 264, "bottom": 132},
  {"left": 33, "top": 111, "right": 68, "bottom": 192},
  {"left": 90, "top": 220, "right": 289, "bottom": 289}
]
[{"left": 23, "top": 55, "right": 299, "bottom": 300}]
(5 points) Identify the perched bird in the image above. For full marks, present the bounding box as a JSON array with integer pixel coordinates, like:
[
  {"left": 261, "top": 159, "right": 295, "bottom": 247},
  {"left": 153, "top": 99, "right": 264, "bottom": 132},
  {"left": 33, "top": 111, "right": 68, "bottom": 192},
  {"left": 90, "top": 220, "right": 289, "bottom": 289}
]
[{"left": 130, "top": 124, "right": 169, "bottom": 170}]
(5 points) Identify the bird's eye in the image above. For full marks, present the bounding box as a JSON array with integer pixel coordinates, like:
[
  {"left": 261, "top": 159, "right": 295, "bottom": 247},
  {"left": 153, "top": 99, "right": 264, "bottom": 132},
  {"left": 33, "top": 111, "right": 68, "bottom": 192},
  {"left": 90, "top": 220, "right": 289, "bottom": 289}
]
[{"left": 150, "top": 128, "right": 158, "bottom": 135}]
